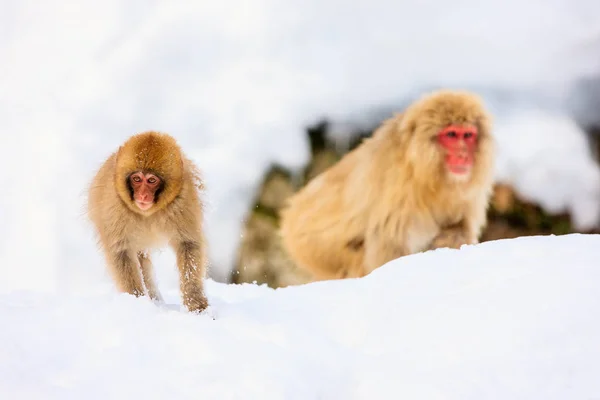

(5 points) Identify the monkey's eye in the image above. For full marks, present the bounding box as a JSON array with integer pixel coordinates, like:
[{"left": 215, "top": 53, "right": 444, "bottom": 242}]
[
  {"left": 132, "top": 176, "right": 142, "bottom": 183},
  {"left": 446, "top": 131, "right": 457, "bottom": 138},
  {"left": 464, "top": 132, "right": 473, "bottom": 139},
  {"left": 148, "top": 177, "right": 157, "bottom": 184}
]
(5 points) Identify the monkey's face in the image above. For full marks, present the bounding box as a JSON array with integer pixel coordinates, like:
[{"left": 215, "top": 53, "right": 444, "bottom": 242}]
[
  {"left": 128, "top": 171, "right": 163, "bottom": 211},
  {"left": 437, "top": 124, "right": 478, "bottom": 182}
]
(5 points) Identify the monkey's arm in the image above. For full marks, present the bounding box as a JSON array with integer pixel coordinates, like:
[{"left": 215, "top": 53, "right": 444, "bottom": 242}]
[
  {"left": 461, "top": 196, "right": 489, "bottom": 245},
  {"left": 106, "top": 246, "right": 145, "bottom": 296},
  {"left": 138, "top": 252, "right": 164, "bottom": 302},
  {"left": 173, "top": 236, "right": 209, "bottom": 313}
]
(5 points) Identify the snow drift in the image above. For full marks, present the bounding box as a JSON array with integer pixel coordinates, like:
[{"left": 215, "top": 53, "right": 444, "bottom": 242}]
[{"left": 1, "top": 234, "right": 599, "bottom": 399}]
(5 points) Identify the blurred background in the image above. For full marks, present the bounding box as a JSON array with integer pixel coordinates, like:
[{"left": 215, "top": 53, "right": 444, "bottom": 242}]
[{"left": 1, "top": 0, "right": 600, "bottom": 293}]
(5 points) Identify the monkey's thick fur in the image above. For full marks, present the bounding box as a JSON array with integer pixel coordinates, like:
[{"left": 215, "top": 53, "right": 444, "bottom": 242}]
[
  {"left": 88, "top": 131, "right": 209, "bottom": 312},
  {"left": 279, "top": 90, "right": 495, "bottom": 280}
]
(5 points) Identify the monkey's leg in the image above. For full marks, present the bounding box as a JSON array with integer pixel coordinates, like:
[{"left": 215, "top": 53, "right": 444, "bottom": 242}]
[
  {"left": 174, "top": 241, "right": 209, "bottom": 313},
  {"left": 108, "top": 250, "right": 145, "bottom": 297},
  {"left": 138, "top": 252, "right": 164, "bottom": 303},
  {"left": 363, "top": 237, "right": 408, "bottom": 277}
]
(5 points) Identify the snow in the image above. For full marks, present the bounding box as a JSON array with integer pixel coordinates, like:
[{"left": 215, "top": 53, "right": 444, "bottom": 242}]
[
  {"left": 1, "top": 1, "right": 600, "bottom": 289},
  {"left": 1, "top": 234, "right": 599, "bottom": 399},
  {"left": 2, "top": 4, "right": 599, "bottom": 398},
  {"left": 493, "top": 109, "right": 600, "bottom": 228}
]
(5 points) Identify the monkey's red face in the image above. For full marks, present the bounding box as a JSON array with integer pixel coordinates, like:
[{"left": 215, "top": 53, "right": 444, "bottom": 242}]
[
  {"left": 129, "top": 172, "right": 162, "bottom": 211},
  {"left": 437, "top": 124, "right": 478, "bottom": 179}
]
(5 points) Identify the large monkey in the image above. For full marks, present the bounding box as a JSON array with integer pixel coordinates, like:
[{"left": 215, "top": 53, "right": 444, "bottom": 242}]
[
  {"left": 87, "top": 131, "right": 209, "bottom": 313},
  {"left": 279, "top": 90, "right": 495, "bottom": 280}
]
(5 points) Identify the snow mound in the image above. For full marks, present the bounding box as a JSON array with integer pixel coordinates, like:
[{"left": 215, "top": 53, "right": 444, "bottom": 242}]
[
  {"left": 493, "top": 109, "right": 600, "bottom": 229},
  {"left": 1, "top": 234, "right": 599, "bottom": 399}
]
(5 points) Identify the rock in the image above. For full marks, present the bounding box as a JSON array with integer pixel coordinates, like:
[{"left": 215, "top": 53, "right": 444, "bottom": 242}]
[
  {"left": 231, "top": 165, "right": 314, "bottom": 288},
  {"left": 302, "top": 120, "right": 341, "bottom": 182}
]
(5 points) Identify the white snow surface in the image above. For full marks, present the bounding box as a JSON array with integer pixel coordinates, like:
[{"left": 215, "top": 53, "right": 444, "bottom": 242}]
[
  {"left": 1, "top": 1, "right": 600, "bottom": 290},
  {"left": 1, "top": 234, "right": 599, "bottom": 399}
]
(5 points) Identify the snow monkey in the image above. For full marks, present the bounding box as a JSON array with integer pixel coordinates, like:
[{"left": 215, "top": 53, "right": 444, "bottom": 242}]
[
  {"left": 87, "top": 131, "right": 209, "bottom": 313},
  {"left": 279, "top": 89, "right": 495, "bottom": 280}
]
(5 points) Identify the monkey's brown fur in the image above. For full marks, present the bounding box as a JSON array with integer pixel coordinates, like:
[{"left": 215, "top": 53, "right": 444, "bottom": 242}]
[
  {"left": 279, "top": 90, "right": 495, "bottom": 280},
  {"left": 88, "top": 131, "right": 209, "bottom": 312}
]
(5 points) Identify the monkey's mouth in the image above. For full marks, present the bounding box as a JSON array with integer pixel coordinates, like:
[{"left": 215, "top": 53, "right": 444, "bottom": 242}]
[
  {"left": 135, "top": 201, "right": 153, "bottom": 211},
  {"left": 448, "top": 165, "right": 471, "bottom": 174}
]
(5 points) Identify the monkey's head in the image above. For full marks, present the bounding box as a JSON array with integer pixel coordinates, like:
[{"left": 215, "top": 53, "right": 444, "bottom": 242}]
[
  {"left": 115, "top": 131, "right": 184, "bottom": 216},
  {"left": 399, "top": 89, "right": 494, "bottom": 187}
]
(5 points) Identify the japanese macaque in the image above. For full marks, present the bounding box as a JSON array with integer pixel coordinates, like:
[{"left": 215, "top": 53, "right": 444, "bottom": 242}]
[
  {"left": 87, "top": 131, "right": 209, "bottom": 313},
  {"left": 279, "top": 89, "right": 495, "bottom": 281}
]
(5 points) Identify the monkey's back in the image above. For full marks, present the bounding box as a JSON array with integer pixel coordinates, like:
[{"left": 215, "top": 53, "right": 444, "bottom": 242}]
[
  {"left": 279, "top": 140, "right": 378, "bottom": 280},
  {"left": 279, "top": 117, "right": 428, "bottom": 279}
]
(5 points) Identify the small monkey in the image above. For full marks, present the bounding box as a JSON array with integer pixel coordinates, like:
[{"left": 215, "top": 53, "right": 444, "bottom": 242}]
[
  {"left": 87, "top": 131, "right": 209, "bottom": 313},
  {"left": 280, "top": 89, "right": 495, "bottom": 280}
]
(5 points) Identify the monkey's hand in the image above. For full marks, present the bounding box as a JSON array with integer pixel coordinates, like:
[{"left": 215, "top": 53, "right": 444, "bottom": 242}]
[
  {"left": 183, "top": 287, "right": 209, "bottom": 313},
  {"left": 428, "top": 227, "right": 469, "bottom": 250}
]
